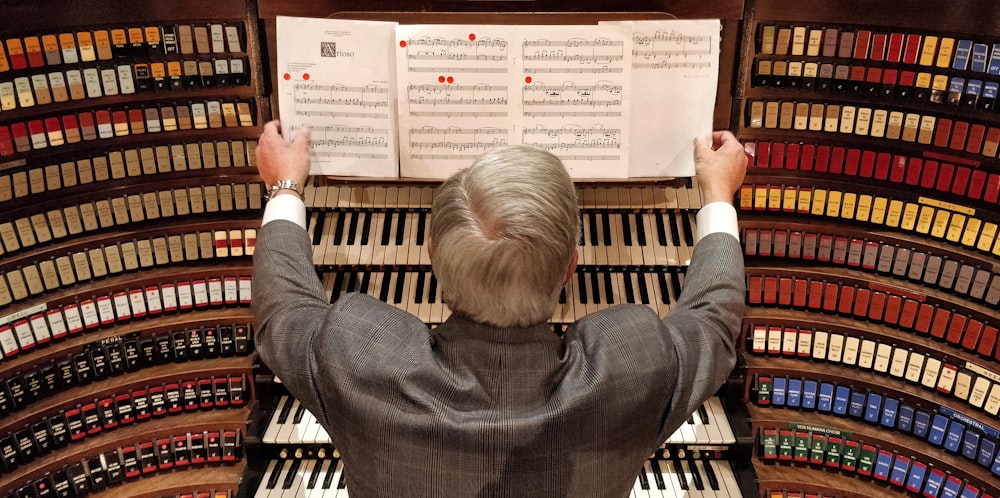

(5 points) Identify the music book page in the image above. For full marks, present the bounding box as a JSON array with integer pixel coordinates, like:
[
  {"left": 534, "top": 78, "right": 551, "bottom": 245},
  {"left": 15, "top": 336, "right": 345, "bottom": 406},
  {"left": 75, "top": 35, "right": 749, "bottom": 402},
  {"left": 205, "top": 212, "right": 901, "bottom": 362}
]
[
  {"left": 276, "top": 17, "right": 399, "bottom": 177},
  {"left": 604, "top": 19, "right": 720, "bottom": 177}
]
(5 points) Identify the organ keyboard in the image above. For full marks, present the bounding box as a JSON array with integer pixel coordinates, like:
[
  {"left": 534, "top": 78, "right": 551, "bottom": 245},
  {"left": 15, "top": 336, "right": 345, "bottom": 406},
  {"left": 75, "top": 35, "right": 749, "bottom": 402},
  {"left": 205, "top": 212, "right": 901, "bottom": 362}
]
[
  {"left": 261, "top": 394, "right": 735, "bottom": 449},
  {"left": 253, "top": 454, "right": 743, "bottom": 498}
]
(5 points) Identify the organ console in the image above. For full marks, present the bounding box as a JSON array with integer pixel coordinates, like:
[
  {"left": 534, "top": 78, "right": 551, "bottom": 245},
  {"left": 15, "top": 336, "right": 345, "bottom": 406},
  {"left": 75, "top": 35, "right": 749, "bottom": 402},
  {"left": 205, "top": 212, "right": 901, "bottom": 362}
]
[{"left": 2, "top": 0, "right": 998, "bottom": 497}]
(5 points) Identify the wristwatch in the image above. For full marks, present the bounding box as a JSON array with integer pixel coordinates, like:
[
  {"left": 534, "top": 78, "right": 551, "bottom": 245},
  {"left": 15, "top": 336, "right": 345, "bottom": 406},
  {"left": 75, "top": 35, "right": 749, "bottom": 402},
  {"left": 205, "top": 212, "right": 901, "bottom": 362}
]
[{"left": 267, "top": 179, "right": 304, "bottom": 200}]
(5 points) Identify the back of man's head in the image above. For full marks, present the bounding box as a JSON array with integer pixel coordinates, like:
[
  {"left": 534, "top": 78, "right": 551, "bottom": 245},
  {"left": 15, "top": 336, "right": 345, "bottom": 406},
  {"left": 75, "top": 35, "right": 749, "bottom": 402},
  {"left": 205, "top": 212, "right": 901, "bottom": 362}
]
[{"left": 431, "top": 145, "right": 580, "bottom": 328}]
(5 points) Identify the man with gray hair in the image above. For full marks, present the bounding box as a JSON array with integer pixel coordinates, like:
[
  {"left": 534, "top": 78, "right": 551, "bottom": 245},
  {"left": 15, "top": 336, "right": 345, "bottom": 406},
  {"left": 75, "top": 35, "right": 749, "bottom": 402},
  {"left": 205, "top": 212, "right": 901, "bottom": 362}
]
[{"left": 252, "top": 120, "right": 747, "bottom": 498}]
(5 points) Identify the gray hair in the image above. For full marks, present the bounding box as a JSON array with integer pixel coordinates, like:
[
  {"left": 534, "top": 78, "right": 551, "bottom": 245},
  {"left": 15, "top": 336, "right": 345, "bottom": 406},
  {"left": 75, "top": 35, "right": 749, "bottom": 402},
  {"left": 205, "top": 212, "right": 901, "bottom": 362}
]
[{"left": 431, "top": 145, "right": 580, "bottom": 327}]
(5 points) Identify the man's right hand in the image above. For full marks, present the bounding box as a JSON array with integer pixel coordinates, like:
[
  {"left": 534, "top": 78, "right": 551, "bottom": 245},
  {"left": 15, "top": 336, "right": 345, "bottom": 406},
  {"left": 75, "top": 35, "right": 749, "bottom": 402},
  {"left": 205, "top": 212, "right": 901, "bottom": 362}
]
[
  {"left": 694, "top": 131, "right": 747, "bottom": 205},
  {"left": 256, "top": 120, "right": 311, "bottom": 191}
]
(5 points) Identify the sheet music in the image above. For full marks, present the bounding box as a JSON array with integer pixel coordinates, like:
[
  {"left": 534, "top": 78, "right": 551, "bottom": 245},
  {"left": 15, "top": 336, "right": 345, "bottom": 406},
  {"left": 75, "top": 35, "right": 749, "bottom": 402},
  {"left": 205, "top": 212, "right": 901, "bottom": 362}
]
[
  {"left": 396, "top": 25, "right": 518, "bottom": 178},
  {"left": 519, "top": 25, "right": 632, "bottom": 178},
  {"left": 604, "top": 19, "right": 720, "bottom": 177},
  {"left": 276, "top": 17, "right": 399, "bottom": 177},
  {"left": 396, "top": 24, "right": 631, "bottom": 179}
]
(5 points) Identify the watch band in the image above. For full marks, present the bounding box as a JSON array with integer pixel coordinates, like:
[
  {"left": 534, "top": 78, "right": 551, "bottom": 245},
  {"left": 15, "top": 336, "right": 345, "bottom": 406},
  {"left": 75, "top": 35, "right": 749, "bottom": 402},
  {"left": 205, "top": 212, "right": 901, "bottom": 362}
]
[{"left": 267, "top": 179, "right": 304, "bottom": 200}]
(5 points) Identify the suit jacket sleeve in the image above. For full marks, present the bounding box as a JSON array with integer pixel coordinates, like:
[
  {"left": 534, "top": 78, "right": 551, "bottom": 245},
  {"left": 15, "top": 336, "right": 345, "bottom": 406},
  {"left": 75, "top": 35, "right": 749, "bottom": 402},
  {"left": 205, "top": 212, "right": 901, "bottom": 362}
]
[
  {"left": 655, "top": 232, "right": 745, "bottom": 442},
  {"left": 252, "top": 220, "right": 335, "bottom": 422}
]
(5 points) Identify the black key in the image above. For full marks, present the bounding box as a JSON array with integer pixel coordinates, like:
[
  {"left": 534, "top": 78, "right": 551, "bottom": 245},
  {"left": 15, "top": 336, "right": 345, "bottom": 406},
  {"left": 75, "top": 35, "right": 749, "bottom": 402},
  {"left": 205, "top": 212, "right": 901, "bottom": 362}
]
[
  {"left": 673, "top": 460, "right": 689, "bottom": 490},
  {"left": 394, "top": 211, "right": 408, "bottom": 246},
  {"left": 589, "top": 272, "right": 601, "bottom": 305},
  {"left": 636, "top": 272, "right": 650, "bottom": 304},
  {"left": 346, "top": 211, "right": 360, "bottom": 245},
  {"left": 667, "top": 212, "right": 681, "bottom": 247},
  {"left": 360, "top": 212, "right": 373, "bottom": 245},
  {"left": 588, "top": 213, "right": 598, "bottom": 245},
  {"left": 332, "top": 211, "right": 347, "bottom": 245},
  {"left": 283, "top": 458, "right": 302, "bottom": 489},
  {"left": 576, "top": 272, "right": 588, "bottom": 304},
  {"left": 621, "top": 213, "right": 633, "bottom": 246},
  {"left": 600, "top": 212, "right": 612, "bottom": 246},
  {"left": 359, "top": 271, "right": 372, "bottom": 295},
  {"left": 393, "top": 270, "right": 406, "bottom": 303},
  {"left": 681, "top": 212, "right": 695, "bottom": 244},
  {"left": 428, "top": 273, "right": 438, "bottom": 303},
  {"left": 330, "top": 272, "right": 346, "bottom": 302},
  {"left": 656, "top": 272, "right": 671, "bottom": 304},
  {"left": 379, "top": 271, "right": 393, "bottom": 302},
  {"left": 622, "top": 272, "right": 636, "bottom": 303},
  {"left": 307, "top": 459, "right": 324, "bottom": 489},
  {"left": 416, "top": 212, "right": 427, "bottom": 245},
  {"left": 311, "top": 212, "right": 327, "bottom": 245},
  {"left": 669, "top": 272, "right": 683, "bottom": 299},
  {"left": 702, "top": 460, "right": 720, "bottom": 490},
  {"left": 578, "top": 215, "right": 586, "bottom": 246},
  {"left": 292, "top": 402, "right": 306, "bottom": 424},
  {"left": 698, "top": 405, "right": 710, "bottom": 424},
  {"left": 686, "top": 459, "right": 704, "bottom": 490},
  {"left": 322, "top": 461, "right": 338, "bottom": 489},
  {"left": 276, "top": 397, "right": 294, "bottom": 424},
  {"left": 651, "top": 460, "right": 666, "bottom": 490},
  {"left": 338, "top": 468, "right": 348, "bottom": 489},
  {"left": 654, "top": 213, "right": 668, "bottom": 246},
  {"left": 634, "top": 213, "right": 647, "bottom": 246},
  {"left": 687, "top": 414, "right": 695, "bottom": 425},
  {"left": 414, "top": 272, "right": 426, "bottom": 304},
  {"left": 266, "top": 461, "right": 284, "bottom": 489},
  {"left": 345, "top": 271, "right": 359, "bottom": 294},
  {"left": 558, "top": 287, "right": 567, "bottom": 304},
  {"left": 381, "top": 210, "right": 394, "bottom": 245},
  {"left": 603, "top": 272, "right": 614, "bottom": 305},
  {"left": 636, "top": 469, "right": 650, "bottom": 490}
]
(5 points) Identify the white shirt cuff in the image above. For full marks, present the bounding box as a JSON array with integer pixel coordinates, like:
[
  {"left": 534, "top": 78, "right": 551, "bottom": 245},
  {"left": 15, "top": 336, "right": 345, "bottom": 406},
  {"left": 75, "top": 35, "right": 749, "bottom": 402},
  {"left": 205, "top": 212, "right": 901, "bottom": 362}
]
[
  {"left": 695, "top": 201, "right": 739, "bottom": 243},
  {"left": 261, "top": 193, "right": 307, "bottom": 230}
]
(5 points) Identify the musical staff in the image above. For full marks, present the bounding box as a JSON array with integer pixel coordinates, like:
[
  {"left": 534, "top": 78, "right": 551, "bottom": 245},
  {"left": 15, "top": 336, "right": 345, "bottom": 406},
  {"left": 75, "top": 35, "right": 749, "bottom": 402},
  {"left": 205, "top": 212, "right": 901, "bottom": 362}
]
[
  {"left": 406, "top": 83, "right": 508, "bottom": 107},
  {"left": 407, "top": 125, "right": 509, "bottom": 158}
]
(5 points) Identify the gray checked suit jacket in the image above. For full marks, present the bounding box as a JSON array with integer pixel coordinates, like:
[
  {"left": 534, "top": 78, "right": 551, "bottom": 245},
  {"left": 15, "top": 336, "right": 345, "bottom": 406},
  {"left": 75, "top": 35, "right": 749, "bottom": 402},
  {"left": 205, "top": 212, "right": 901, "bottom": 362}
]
[{"left": 252, "top": 220, "right": 745, "bottom": 498}]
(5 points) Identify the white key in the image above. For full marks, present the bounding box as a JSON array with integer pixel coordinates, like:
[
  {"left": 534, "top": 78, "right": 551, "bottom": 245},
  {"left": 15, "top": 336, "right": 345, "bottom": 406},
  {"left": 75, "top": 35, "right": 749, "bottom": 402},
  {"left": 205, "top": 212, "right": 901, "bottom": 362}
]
[
  {"left": 711, "top": 460, "right": 741, "bottom": 497},
  {"left": 707, "top": 397, "right": 735, "bottom": 444}
]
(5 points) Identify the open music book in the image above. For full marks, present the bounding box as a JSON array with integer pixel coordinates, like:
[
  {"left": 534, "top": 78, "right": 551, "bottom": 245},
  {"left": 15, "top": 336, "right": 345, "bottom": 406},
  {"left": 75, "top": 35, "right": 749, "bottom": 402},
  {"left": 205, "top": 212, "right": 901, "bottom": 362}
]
[{"left": 275, "top": 16, "right": 720, "bottom": 179}]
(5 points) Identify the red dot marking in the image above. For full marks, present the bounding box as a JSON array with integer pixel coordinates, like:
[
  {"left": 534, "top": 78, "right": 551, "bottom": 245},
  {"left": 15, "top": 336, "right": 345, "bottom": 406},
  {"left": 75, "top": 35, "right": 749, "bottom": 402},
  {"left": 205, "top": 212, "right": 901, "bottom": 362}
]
[
  {"left": 400, "top": 40, "right": 407, "bottom": 48},
  {"left": 446, "top": 76, "right": 454, "bottom": 84},
  {"left": 303, "top": 73, "right": 310, "bottom": 81},
  {"left": 469, "top": 33, "right": 476, "bottom": 41},
  {"left": 438, "top": 75, "right": 446, "bottom": 83},
  {"left": 525, "top": 76, "right": 532, "bottom": 84},
  {"left": 283, "top": 73, "right": 291, "bottom": 81}
]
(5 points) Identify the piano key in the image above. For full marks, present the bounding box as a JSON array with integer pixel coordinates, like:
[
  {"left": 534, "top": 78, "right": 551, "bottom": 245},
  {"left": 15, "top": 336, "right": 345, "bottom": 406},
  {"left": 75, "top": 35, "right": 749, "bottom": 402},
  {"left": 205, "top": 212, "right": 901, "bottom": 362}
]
[
  {"left": 680, "top": 459, "right": 705, "bottom": 494},
  {"left": 645, "top": 460, "right": 669, "bottom": 498},
  {"left": 274, "top": 398, "right": 302, "bottom": 444},
  {"left": 696, "top": 459, "right": 719, "bottom": 492},
  {"left": 281, "top": 458, "right": 303, "bottom": 491},
  {"left": 257, "top": 459, "right": 282, "bottom": 497},
  {"left": 305, "top": 459, "right": 329, "bottom": 497},
  {"left": 710, "top": 460, "right": 742, "bottom": 497},
  {"left": 262, "top": 396, "right": 290, "bottom": 444},
  {"left": 607, "top": 213, "right": 623, "bottom": 265},
  {"left": 633, "top": 463, "right": 653, "bottom": 498},
  {"left": 658, "top": 460, "right": 686, "bottom": 495},
  {"left": 706, "top": 397, "right": 736, "bottom": 444}
]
